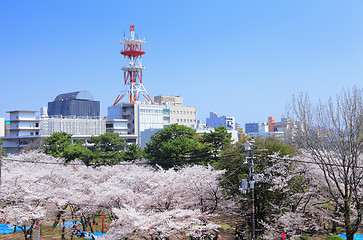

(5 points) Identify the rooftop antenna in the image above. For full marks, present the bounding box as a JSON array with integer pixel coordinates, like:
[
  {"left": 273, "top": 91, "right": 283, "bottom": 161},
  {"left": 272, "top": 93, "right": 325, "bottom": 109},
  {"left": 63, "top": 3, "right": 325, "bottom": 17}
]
[{"left": 113, "top": 25, "right": 153, "bottom": 105}]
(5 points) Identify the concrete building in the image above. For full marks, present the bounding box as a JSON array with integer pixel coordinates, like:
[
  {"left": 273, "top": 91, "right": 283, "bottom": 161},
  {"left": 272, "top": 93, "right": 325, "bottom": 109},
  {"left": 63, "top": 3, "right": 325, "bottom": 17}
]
[
  {"left": 2, "top": 111, "right": 41, "bottom": 154},
  {"left": 108, "top": 102, "right": 169, "bottom": 144},
  {"left": 154, "top": 95, "right": 197, "bottom": 128},
  {"left": 40, "top": 116, "right": 106, "bottom": 137},
  {"left": 0, "top": 117, "right": 4, "bottom": 137},
  {"left": 245, "top": 122, "right": 259, "bottom": 134},
  {"left": 2, "top": 108, "right": 107, "bottom": 154},
  {"left": 206, "top": 112, "right": 235, "bottom": 130},
  {"left": 268, "top": 116, "right": 278, "bottom": 132},
  {"left": 108, "top": 95, "right": 197, "bottom": 145},
  {"left": 48, "top": 91, "right": 100, "bottom": 118}
]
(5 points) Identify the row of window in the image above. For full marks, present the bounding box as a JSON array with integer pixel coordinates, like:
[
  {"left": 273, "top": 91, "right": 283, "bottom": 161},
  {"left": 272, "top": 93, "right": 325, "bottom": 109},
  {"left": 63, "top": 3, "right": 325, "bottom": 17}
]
[
  {"left": 176, "top": 119, "right": 196, "bottom": 123},
  {"left": 171, "top": 110, "right": 196, "bottom": 115},
  {"left": 140, "top": 109, "right": 163, "bottom": 113}
]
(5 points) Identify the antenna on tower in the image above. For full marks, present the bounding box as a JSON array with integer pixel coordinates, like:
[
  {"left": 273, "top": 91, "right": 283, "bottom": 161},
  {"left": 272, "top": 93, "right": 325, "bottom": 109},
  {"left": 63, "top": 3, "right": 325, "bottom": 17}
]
[{"left": 113, "top": 25, "right": 153, "bottom": 106}]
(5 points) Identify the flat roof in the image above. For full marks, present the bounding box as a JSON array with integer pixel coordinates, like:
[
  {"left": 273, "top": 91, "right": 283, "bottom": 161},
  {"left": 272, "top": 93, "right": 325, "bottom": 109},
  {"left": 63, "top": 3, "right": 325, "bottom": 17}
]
[{"left": 6, "top": 110, "right": 38, "bottom": 113}]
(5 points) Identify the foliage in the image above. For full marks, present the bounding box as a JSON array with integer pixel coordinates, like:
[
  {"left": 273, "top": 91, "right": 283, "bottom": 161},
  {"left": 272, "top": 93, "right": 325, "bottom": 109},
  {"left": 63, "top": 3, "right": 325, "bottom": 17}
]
[
  {"left": 42, "top": 132, "right": 139, "bottom": 166},
  {"left": 324, "top": 236, "right": 344, "bottom": 240},
  {"left": 199, "top": 126, "right": 232, "bottom": 160},
  {"left": 41, "top": 132, "right": 72, "bottom": 158},
  {"left": 86, "top": 132, "right": 127, "bottom": 166},
  {"left": 145, "top": 124, "right": 200, "bottom": 169},
  {"left": 0, "top": 138, "right": 4, "bottom": 156},
  {"left": 145, "top": 124, "right": 233, "bottom": 169},
  {"left": 123, "top": 143, "right": 144, "bottom": 161},
  {"left": 214, "top": 137, "right": 330, "bottom": 238}
]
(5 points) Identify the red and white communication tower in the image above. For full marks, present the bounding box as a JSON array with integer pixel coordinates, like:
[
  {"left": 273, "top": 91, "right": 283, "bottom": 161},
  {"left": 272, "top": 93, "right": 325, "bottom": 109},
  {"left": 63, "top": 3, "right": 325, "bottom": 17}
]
[{"left": 113, "top": 25, "right": 153, "bottom": 106}]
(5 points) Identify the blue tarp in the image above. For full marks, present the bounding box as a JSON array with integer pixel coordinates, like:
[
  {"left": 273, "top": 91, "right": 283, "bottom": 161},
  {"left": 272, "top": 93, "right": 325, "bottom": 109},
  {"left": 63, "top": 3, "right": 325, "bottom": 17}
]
[
  {"left": 57, "top": 221, "right": 82, "bottom": 228},
  {"left": 78, "top": 231, "right": 108, "bottom": 239},
  {"left": 0, "top": 223, "right": 29, "bottom": 234},
  {"left": 339, "top": 233, "right": 363, "bottom": 239}
]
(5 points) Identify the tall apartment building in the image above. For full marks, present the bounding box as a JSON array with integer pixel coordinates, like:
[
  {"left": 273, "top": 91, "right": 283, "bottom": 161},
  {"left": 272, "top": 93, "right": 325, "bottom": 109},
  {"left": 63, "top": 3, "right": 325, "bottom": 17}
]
[
  {"left": 48, "top": 91, "right": 100, "bottom": 118},
  {"left": 2, "top": 111, "right": 41, "bottom": 154},
  {"left": 268, "top": 116, "right": 278, "bottom": 132},
  {"left": 206, "top": 112, "right": 235, "bottom": 130}
]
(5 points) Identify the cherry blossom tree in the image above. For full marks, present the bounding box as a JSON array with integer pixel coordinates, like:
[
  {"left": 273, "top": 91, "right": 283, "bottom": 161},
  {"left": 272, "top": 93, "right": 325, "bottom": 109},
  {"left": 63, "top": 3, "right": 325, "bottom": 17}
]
[
  {"left": 0, "top": 150, "right": 228, "bottom": 240},
  {"left": 288, "top": 87, "right": 363, "bottom": 240}
]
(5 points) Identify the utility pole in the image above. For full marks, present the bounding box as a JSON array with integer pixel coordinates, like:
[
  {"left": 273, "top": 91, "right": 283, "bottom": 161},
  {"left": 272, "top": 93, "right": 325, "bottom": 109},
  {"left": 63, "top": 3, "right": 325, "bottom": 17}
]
[{"left": 240, "top": 140, "right": 264, "bottom": 240}]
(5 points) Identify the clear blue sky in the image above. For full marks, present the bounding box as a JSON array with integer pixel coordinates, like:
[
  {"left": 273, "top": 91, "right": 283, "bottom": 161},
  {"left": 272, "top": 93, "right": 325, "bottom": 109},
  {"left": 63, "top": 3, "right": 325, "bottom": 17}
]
[{"left": 1, "top": 0, "right": 363, "bottom": 125}]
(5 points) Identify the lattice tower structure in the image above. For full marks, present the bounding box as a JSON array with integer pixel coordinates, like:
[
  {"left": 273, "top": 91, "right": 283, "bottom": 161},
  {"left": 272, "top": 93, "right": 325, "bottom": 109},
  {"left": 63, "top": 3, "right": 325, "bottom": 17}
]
[{"left": 113, "top": 25, "right": 154, "bottom": 106}]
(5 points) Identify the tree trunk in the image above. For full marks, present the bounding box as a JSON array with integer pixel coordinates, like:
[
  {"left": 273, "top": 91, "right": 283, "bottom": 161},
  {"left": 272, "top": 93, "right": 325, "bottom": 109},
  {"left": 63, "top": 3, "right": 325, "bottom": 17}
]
[
  {"left": 61, "top": 219, "right": 66, "bottom": 239},
  {"left": 344, "top": 182, "right": 354, "bottom": 240},
  {"left": 23, "top": 228, "right": 33, "bottom": 240}
]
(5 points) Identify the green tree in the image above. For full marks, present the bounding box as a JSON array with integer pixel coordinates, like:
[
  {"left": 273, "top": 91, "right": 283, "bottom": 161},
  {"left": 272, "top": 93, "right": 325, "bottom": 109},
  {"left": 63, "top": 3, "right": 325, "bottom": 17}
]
[
  {"left": 145, "top": 124, "right": 201, "bottom": 169},
  {"left": 200, "top": 126, "right": 232, "bottom": 157},
  {"left": 215, "top": 136, "right": 298, "bottom": 230},
  {"left": 42, "top": 132, "right": 73, "bottom": 158},
  {"left": 0, "top": 138, "right": 4, "bottom": 156},
  {"left": 123, "top": 143, "right": 144, "bottom": 161},
  {"left": 86, "top": 132, "right": 127, "bottom": 166},
  {"left": 63, "top": 141, "right": 93, "bottom": 164}
]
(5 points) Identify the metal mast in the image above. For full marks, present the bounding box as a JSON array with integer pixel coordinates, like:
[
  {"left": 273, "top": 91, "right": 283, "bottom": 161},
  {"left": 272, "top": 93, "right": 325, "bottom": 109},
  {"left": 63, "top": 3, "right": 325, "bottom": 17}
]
[
  {"left": 113, "top": 25, "right": 153, "bottom": 106},
  {"left": 240, "top": 140, "right": 265, "bottom": 240}
]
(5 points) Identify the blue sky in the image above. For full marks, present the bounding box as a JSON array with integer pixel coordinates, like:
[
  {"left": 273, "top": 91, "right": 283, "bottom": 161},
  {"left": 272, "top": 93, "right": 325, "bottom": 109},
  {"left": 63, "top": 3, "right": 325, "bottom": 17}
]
[{"left": 1, "top": 0, "right": 362, "bottom": 125}]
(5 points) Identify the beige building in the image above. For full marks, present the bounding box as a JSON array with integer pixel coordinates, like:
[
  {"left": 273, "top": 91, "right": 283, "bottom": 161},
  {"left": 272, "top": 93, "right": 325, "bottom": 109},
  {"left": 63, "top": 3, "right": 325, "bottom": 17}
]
[{"left": 154, "top": 95, "right": 197, "bottom": 128}]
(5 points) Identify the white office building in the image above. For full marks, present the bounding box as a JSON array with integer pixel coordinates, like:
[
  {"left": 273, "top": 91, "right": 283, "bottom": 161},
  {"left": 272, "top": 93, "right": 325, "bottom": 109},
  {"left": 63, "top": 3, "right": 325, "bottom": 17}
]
[
  {"left": 108, "top": 95, "right": 197, "bottom": 145},
  {"left": 206, "top": 112, "right": 235, "bottom": 130}
]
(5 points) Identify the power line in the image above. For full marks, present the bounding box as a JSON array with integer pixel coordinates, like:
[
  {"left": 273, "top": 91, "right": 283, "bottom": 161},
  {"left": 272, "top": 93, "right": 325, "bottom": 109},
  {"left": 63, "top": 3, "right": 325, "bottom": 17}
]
[
  {"left": 1, "top": 152, "right": 363, "bottom": 169},
  {"left": 257, "top": 155, "right": 363, "bottom": 169}
]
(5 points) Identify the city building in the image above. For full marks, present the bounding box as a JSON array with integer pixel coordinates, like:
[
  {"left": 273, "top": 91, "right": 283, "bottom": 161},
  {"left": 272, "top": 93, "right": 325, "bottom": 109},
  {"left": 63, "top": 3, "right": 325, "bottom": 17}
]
[
  {"left": 2, "top": 107, "right": 107, "bottom": 154},
  {"left": 108, "top": 95, "right": 198, "bottom": 145},
  {"left": 2, "top": 111, "right": 41, "bottom": 154},
  {"left": 245, "top": 122, "right": 259, "bottom": 134},
  {"left": 237, "top": 128, "right": 244, "bottom": 140},
  {"left": 48, "top": 90, "right": 100, "bottom": 118},
  {"left": 154, "top": 95, "right": 197, "bottom": 128},
  {"left": 245, "top": 120, "right": 285, "bottom": 139},
  {"left": 0, "top": 117, "right": 4, "bottom": 137},
  {"left": 4, "top": 120, "right": 10, "bottom": 137},
  {"left": 268, "top": 116, "right": 278, "bottom": 132},
  {"left": 108, "top": 102, "right": 170, "bottom": 144},
  {"left": 40, "top": 116, "right": 105, "bottom": 137},
  {"left": 206, "top": 112, "right": 235, "bottom": 130}
]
